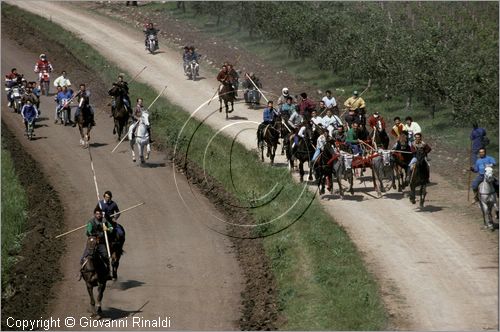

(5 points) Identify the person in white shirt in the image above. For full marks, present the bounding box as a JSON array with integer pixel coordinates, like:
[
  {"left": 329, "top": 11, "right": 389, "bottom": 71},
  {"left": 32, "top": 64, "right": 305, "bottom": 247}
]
[
  {"left": 322, "top": 90, "right": 337, "bottom": 113},
  {"left": 312, "top": 130, "right": 327, "bottom": 163},
  {"left": 322, "top": 109, "right": 343, "bottom": 137},
  {"left": 405, "top": 116, "right": 422, "bottom": 145},
  {"left": 310, "top": 110, "right": 323, "bottom": 132},
  {"left": 53, "top": 70, "right": 71, "bottom": 88}
]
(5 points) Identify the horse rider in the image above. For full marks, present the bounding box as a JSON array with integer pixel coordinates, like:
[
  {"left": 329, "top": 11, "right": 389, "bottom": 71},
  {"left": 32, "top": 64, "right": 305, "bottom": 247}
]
[
  {"left": 53, "top": 70, "right": 71, "bottom": 88},
  {"left": 312, "top": 129, "right": 328, "bottom": 163},
  {"left": 316, "top": 100, "right": 328, "bottom": 117},
  {"left": 227, "top": 64, "right": 239, "bottom": 97},
  {"left": 216, "top": 65, "right": 233, "bottom": 92},
  {"left": 54, "top": 84, "right": 74, "bottom": 125},
  {"left": 344, "top": 90, "right": 366, "bottom": 124},
  {"left": 298, "top": 92, "right": 316, "bottom": 121},
  {"left": 322, "top": 108, "right": 343, "bottom": 138},
  {"left": 277, "top": 87, "right": 294, "bottom": 106},
  {"left": 470, "top": 148, "right": 499, "bottom": 202},
  {"left": 80, "top": 207, "right": 113, "bottom": 280},
  {"left": 182, "top": 46, "right": 190, "bottom": 73},
  {"left": 143, "top": 22, "right": 159, "bottom": 49},
  {"left": 404, "top": 116, "right": 421, "bottom": 146},
  {"left": 288, "top": 108, "right": 306, "bottom": 150},
  {"left": 279, "top": 96, "right": 296, "bottom": 122},
  {"left": 346, "top": 121, "right": 362, "bottom": 156},
  {"left": 21, "top": 100, "right": 39, "bottom": 134},
  {"left": 110, "top": 74, "right": 132, "bottom": 115},
  {"left": 344, "top": 109, "right": 358, "bottom": 129},
  {"left": 257, "top": 100, "right": 279, "bottom": 145},
  {"left": 470, "top": 122, "right": 488, "bottom": 167},
  {"left": 34, "top": 54, "right": 53, "bottom": 88},
  {"left": 322, "top": 90, "right": 338, "bottom": 115},
  {"left": 408, "top": 132, "right": 431, "bottom": 174},
  {"left": 390, "top": 116, "right": 406, "bottom": 140},
  {"left": 72, "top": 83, "right": 96, "bottom": 127},
  {"left": 310, "top": 109, "right": 323, "bottom": 133},
  {"left": 368, "top": 111, "right": 389, "bottom": 147},
  {"left": 130, "top": 98, "right": 154, "bottom": 142}
]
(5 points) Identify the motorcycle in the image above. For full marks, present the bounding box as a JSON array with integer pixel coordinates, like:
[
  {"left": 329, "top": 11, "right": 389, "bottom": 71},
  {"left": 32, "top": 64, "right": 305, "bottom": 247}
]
[
  {"left": 186, "top": 60, "right": 199, "bottom": 81},
  {"left": 244, "top": 87, "right": 261, "bottom": 109},
  {"left": 5, "top": 86, "right": 23, "bottom": 113},
  {"left": 40, "top": 70, "right": 50, "bottom": 96},
  {"left": 57, "top": 98, "right": 72, "bottom": 125},
  {"left": 147, "top": 34, "right": 158, "bottom": 54}
]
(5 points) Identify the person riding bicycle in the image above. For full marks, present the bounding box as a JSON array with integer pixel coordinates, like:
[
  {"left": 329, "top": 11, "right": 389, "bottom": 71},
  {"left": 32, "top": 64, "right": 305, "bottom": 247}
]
[
  {"left": 55, "top": 85, "right": 74, "bottom": 125},
  {"left": 80, "top": 207, "right": 113, "bottom": 280},
  {"left": 72, "top": 83, "right": 95, "bottom": 127},
  {"left": 143, "top": 22, "right": 159, "bottom": 49},
  {"left": 21, "top": 100, "right": 39, "bottom": 134},
  {"left": 34, "top": 54, "right": 53, "bottom": 87},
  {"left": 110, "top": 74, "right": 132, "bottom": 116}
]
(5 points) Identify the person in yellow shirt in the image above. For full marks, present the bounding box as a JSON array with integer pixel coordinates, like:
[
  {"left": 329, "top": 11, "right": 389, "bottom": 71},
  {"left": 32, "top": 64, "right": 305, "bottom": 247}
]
[{"left": 344, "top": 90, "right": 366, "bottom": 124}]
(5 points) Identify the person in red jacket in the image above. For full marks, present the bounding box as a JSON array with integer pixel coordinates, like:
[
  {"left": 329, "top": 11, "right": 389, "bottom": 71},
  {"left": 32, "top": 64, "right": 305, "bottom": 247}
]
[
  {"left": 216, "top": 64, "right": 233, "bottom": 92},
  {"left": 367, "top": 111, "right": 389, "bottom": 149},
  {"left": 34, "top": 54, "right": 53, "bottom": 85}
]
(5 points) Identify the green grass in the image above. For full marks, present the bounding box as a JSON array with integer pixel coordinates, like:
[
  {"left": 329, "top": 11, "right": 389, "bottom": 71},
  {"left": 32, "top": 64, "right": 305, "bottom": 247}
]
[
  {"left": 3, "top": 4, "right": 387, "bottom": 329},
  {"left": 1, "top": 147, "right": 28, "bottom": 290},
  {"left": 143, "top": 2, "right": 499, "bottom": 162}
]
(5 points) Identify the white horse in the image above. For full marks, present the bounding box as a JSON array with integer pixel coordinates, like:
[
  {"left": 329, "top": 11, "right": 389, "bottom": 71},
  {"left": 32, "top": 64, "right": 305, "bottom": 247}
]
[
  {"left": 479, "top": 165, "right": 498, "bottom": 231},
  {"left": 128, "top": 113, "right": 151, "bottom": 164}
]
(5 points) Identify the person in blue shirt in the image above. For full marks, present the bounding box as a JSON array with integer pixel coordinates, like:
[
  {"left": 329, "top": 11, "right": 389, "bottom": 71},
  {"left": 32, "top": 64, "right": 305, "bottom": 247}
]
[
  {"left": 470, "top": 123, "right": 488, "bottom": 166},
  {"left": 21, "top": 100, "right": 39, "bottom": 134},
  {"left": 257, "top": 100, "right": 279, "bottom": 145},
  {"left": 55, "top": 85, "right": 74, "bottom": 125},
  {"left": 471, "top": 148, "right": 498, "bottom": 201}
]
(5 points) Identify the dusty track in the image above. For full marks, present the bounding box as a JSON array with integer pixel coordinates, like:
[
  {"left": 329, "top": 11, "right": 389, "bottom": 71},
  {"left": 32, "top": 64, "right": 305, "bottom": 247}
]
[
  {"left": 2, "top": 36, "right": 242, "bottom": 330},
  {"left": 7, "top": 2, "right": 499, "bottom": 330}
]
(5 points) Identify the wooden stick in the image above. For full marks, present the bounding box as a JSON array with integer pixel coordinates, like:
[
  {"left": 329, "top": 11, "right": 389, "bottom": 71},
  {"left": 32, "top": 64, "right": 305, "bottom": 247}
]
[
  {"left": 245, "top": 73, "right": 268, "bottom": 103},
  {"left": 54, "top": 202, "right": 145, "bottom": 239},
  {"left": 129, "top": 66, "right": 147, "bottom": 84}
]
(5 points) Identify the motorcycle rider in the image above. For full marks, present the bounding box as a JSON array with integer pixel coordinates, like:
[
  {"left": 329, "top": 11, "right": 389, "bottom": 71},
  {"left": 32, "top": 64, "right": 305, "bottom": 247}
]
[
  {"left": 186, "top": 46, "right": 201, "bottom": 77},
  {"left": 5, "top": 68, "right": 24, "bottom": 107},
  {"left": 21, "top": 100, "right": 39, "bottom": 134},
  {"left": 55, "top": 85, "right": 74, "bottom": 125},
  {"left": 143, "top": 22, "right": 159, "bottom": 50},
  {"left": 182, "top": 46, "right": 190, "bottom": 73},
  {"left": 53, "top": 70, "right": 72, "bottom": 88},
  {"left": 34, "top": 54, "right": 53, "bottom": 88},
  {"left": 242, "top": 72, "right": 262, "bottom": 104}
]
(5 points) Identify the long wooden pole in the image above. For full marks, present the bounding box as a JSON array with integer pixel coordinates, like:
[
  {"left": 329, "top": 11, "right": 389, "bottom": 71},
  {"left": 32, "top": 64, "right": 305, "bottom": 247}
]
[
  {"left": 129, "top": 66, "right": 147, "bottom": 84},
  {"left": 54, "top": 202, "right": 145, "bottom": 239}
]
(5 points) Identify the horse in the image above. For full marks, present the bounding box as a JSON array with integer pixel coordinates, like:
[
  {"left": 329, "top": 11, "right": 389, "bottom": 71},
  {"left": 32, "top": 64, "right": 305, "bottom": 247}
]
[
  {"left": 108, "top": 85, "right": 130, "bottom": 141},
  {"left": 76, "top": 104, "right": 93, "bottom": 149},
  {"left": 259, "top": 121, "right": 280, "bottom": 165},
  {"left": 478, "top": 165, "right": 498, "bottom": 231},
  {"left": 313, "top": 141, "right": 335, "bottom": 195},
  {"left": 129, "top": 115, "right": 151, "bottom": 164},
  {"left": 370, "top": 120, "right": 390, "bottom": 150},
  {"left": 110, "top": 223, "right": 126, "bottom": 280},
  {"left": 218, "top": 84, "right": 235, "bottom": 119},
  {"left": 371, "top": 149, "right": 396, "bottom": 197},
  {"left": 81, "top": 236, "right": 109, "bottom": 317},
  {"left": 409, "top": 149, "right": 430, "bottom": 207},
  {"left": 286, "top": 126, "right": 315, "bottom": 182},
  {"left": 392, "top": 133, "right": 413, "bottom": 192},
  {"left": 279, "top": 118, "right": 292, "bottom": 156}
]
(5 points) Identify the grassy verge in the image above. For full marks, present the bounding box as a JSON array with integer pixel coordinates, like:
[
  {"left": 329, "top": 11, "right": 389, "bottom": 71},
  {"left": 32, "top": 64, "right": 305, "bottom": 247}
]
[
  {"left": 4, "top": 4, "right": 387, "bottom": 329},
  {"left": 143, "top": 2, "right": 499, "bottom": 162},
  {"left": 1, "top": 147, "right": 28, "bottom": 290}
]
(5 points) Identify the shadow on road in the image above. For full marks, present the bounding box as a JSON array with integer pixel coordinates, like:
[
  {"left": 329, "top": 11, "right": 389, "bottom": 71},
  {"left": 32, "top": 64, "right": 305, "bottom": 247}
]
[
  {"left": 227, "top": 115, "right": 248, "bottom": 120},
  {"left": 417, "top": 205, "right": 445, "bottom": 213},
  {"left": 89, "top": 142, "right": 109, "bottom": 148},
  {"left": 100, "top": 306, "right": 143, "bottom": 320},
  {"left": 115, "top": 279, "right": 146, "bottom": 291},
  {"left": 142, "top": 162, "right": 166, "bottom": 168}
]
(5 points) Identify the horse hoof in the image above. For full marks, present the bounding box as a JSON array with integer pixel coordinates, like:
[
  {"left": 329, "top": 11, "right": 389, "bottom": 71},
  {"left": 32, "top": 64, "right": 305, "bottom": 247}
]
[
  {"left": 133, "top": 158, "right": 136, "bottom": 162},
  {"left": 146, "top": 153, "right": 150, "bottom": 160}
]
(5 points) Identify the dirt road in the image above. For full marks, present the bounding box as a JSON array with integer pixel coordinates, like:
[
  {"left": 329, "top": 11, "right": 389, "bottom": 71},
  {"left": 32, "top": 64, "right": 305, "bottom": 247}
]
[
  {"left": 2, "top": 36, "right": 242, "bottom": 329},
  {"left": 8, "top": 2, "right": 499, "bottom": 330}
]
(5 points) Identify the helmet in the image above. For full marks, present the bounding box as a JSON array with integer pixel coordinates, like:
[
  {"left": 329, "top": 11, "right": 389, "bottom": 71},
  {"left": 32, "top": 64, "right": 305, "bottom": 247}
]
[
  {"left": 353, "top": 90, "right": 359, "bottom": 96},
  {"left": 282, "top": 87, "right": 289, "bottom": 95},
  {"left": 39, "top": 53, "right": 46, "bottom": 59},
  {"left": 148, "top": 22, "right": 153, "bottom": 27}
]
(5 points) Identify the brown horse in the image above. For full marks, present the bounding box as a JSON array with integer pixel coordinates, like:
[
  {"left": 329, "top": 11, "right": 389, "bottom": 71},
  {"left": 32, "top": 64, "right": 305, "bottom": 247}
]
[
  {"left": 77, "top": 104, "right": 93, "bottom": 149},
  {"left": 259, "top": 121, "right": 280, "bottom": 166},
  {"left": 218, "top": 84, "right": 234, "bottom": 119},
  {"left": 108, "top": 85, "right": 130, "bottom": 141},
  {"left": 81, "top": 236, "right": 109, "bottom": 317}
]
